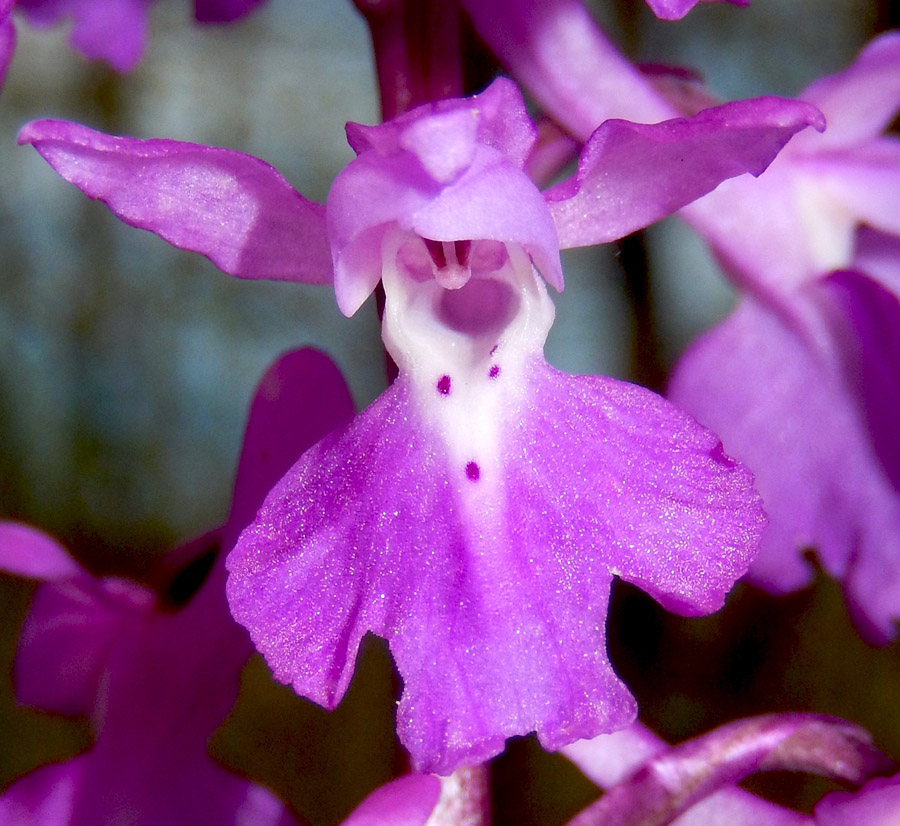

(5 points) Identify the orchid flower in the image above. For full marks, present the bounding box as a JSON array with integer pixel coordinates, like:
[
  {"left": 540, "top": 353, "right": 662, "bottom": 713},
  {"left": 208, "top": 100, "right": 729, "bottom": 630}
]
[
  {"left": 19, "top": 77, "right": 824, "bottom": 774},
  {"left": 461, "top": 0, "right": 900, "bottom": 645},
  {"left": 0, "top": 349, "right": 440, "bottom": 826},
  {"left": 665, "top": 34, "right": 900, "bottom": 643}
]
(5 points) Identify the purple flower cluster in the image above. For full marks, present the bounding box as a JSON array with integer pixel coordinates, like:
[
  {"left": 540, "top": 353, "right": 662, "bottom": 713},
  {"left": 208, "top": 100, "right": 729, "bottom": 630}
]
[{"left": 2, "top": 0, "right": 900, "bottom": 823}]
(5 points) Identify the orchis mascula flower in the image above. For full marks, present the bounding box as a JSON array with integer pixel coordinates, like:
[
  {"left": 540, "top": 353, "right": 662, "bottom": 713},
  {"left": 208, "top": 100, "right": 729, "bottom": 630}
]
[
  {"left": 465, "top": 0, "right": 900, "bottom": 644},
  {"left": 665, "top": 35, "right": 900, "bottom": 643},
  {"left": 0, "top": 350, "right": 441, "bottom": 826},
  {"left": 18, "top": 77, "right": 826, "bottom": 774}
]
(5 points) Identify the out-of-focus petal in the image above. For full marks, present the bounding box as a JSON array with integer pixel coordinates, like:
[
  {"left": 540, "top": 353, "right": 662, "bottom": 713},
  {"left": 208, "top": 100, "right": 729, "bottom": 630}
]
[
  {"left": 561, "top": 724, "right": 810, "bottom": 826},
  {"left": 19, "top": 120, "right": 333, "bottom": 285},
  {"left": 458, "top": 0, "right": 672, "bottom": 136},
  {"left": 562, "top": 724, "right": 667, "bottom": 787},
  {"left": 228, "top": 348, "right": 355, "bottom": 539},
  {"left": 0, "top": 757, "right": 85, "bottom": 825},
  {"left": 227, "top": 357, "right": 763, "bottom": 775},
  {"left": 854, "top": 227, "right": 900, "bottom": 295},
  {"left": 668, "top": 298, "right": 900, "bottom": 643},
  {"left": 15, "top": 576, "right": 153, "bottom": 716},
  {"left": 798, "top": 139, "right": 900, "bottom": 240},
  {"left": 0, "top": 13, "right": 15, "bottom": 91},
  {"left": 645, "top": 0, "right": 748, "bottom": 21},
  {"left": 194, "top": 0, "right": 265, "bottom": 23},
  {"left": 341, "top": 775, "right": 441, "bottom": 826},
  {"left": 0, "top": 522, "right": 84, "bottom": 581},
  {"left": 346, "top": 77, "right": 537, "bottom": 173},
  {"left": 816, "top": 774, "right": 900, "bottom": 826},
  {"left": 567, "top": 715, "right": 890, "bottom": 826},
  {"left": 821, "top": 270, "right": 900, "bottom": 492},
  {"left": 545, "top": 98, "right": 824, "bottom": 248},
  {"left": 801, "top": 32, "right": 900, "bottom": 150},
  {"left": 17, "top": 0, "right": 151, "bottom": 73}
]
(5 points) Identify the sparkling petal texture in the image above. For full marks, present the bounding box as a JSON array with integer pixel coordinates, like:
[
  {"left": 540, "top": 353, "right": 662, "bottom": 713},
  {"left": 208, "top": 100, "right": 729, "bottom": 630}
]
[
  {"left": 668, "top": 296, "right": 900, "bottom": 642},
  {"left": 18, "top": 120, "right": 332, "bottom": 285},
  {"left": 228, "top": 355, "right": 763, "bottom": 774},
  {"left": 17, "top": 0, "right": 151, "bottom": 72},
  {"left": 545, "top": 98, "right": 824, "bottom": 250}
]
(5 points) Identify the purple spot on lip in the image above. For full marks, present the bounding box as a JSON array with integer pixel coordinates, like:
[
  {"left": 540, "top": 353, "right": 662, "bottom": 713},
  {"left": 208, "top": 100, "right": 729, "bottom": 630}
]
[
  {"left": 489, "top": 365, "right": 500, "bottom": 379},
  {"left": 490, "top": 345, "right": 499, "bottom": 355},
  {"left": 437, "top": 375, "right": 451, "bottom": 395},
  {"left": 465, "top": 461, "right": 480, "bottom": 481}
]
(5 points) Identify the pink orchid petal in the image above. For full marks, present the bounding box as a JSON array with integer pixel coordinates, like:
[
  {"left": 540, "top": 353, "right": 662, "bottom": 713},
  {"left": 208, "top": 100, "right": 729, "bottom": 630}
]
[
  {"left": 227, "top": 359, "right": 763, "bottom": 775},
  {"left": 562, "top": 724, "right": 667, "bottom": 787},
  {"left": 0, "top": 757, "right": 86, "bottom": 825},
  {"left": 17, "top": 0, "right": 151, "bottom": 73},
  {"left": 0, "top": 521, "right": 84, "bottom": 581},
  {"left": 65, "top": 748, "right": 299, "bottom": 826},
  {"left": 0, "top": 13, "right": 15, "bottom": 91},
  {"left": 680, "top": 157, "right": 823, "bottom": 295},
  {"left": 341, "top": 775, "right": 441, "bottom": 826},
  {"left": 228, "top": 348, "right": 355, "bottom": 540},
  {"left": 668, "top": 298, "right": 900, "bottom": 642},
  {"left": 645, "top": 0, "right": 748, "bottom": 21},
  {"left": 545, "top": 98, "right": 824, "bottom": 248},
  {"left": 567, "top": 715, "right": 888, "bottom": 826},
  {"left": 330, "top": 143, "right": 562, "bottom": 316},
  {"left": 458, "top": 0, "right": 672, "bottom": 138},
  {"left": 816, "top": 774, "right": 900, "bottom": 826},
  {"left": 345, "top": 78, "right": 537, "bottom": 171},
  {"left": 15, "top": 576, "right": 154, "bottom": 716},
  {"left": 4, "top": 348, "right": 354, "bottom": 823},
  {"left": 801, "top": 32, "right": 900, "bottom": 150},
  {"left": 799, "top": 139, "right": 900, "bottom": 240},
  {"left": 562, "top": 724, "right": 810, "bottom": 826},
  {"left": 854, "top": 227, "right": 900, "bottom": 295},
  {"left": 19, "top": 120, "right": 332, "bottom": 285},
  {"left": 821, "top": 270, "right": 900, "bottom": 492},
  {"left": 193, "top": 0, "right": 265, "bottom": 23}
]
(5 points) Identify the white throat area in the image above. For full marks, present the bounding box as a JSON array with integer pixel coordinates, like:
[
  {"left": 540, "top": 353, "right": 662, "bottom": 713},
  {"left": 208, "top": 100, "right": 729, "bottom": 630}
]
[{"left": 380, "top": 228, "right": 556, "bottom": 491}]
